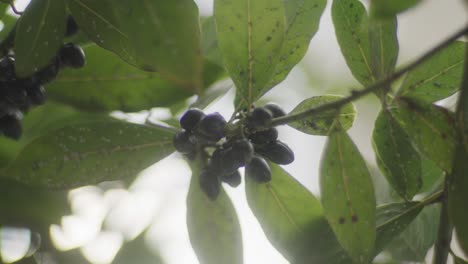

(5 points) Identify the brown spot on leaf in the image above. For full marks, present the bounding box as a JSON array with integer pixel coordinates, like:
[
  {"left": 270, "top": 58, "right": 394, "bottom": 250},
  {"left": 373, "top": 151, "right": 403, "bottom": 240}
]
[
  {"left": 339, "top": 217, "right": 346, "bottom": 224},
  {"left": 351, "top": 215, "right": 358, "bottom": 223}
]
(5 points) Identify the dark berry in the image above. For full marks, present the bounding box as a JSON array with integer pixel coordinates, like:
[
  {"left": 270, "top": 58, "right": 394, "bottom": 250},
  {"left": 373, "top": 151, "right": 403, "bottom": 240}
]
[
  {"left": 249, "top": 107, "right": 272, "bottom": 128},
  {"left": 36, "top": 58, "right": 60, "bottom": 84},
  {"left": 0, "top": 56, "right": 16, "bottom": 81},
  {"left": 180, "top": 108, "right": 205, "bottom": 131},
  {"left": 264, "top": 103, "right": 286, "bottom": 118},
  {"left": 173, "top": 131, "right": 195, "bottom": 154},
  {"left": 245, "top": 155, "right": 271, "bottom": 183},
  {"left": 59, "top": 43, "right": 85, "bottom": 68},
  {"left": 65, "top": 16, "right": 79, "bottom": 37},
  {"left": 220, "top": 170, "right": 241, "bottom": 187},
  {"left": 199, "top": 168, "right": 220, "bottom": 200},
  {"left": 230, "top": 138, "right": 254, "bottom": 164},
  {"left": 26, "top": 85, "right": 46, "bottom": 105},
  {"left": 3, "top": 84, "right": 30, "bottom": 112},
  {"left": 0, "top": 112, "right": 22, "bottom": 140},
  {"left": 249, "top": 128, "right": 278, "bottom": 144},
  {"left": 197, "top": 112, "right": 226, "bottom": 142},
  {"left": 257, "top": 140, "right": 295, "bottom": 165}
]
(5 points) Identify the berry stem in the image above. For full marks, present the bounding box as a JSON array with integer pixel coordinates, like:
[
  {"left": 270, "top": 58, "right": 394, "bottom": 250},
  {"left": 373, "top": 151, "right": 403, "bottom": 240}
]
[{"left": 269, "top": 24, "right": 468, "bottom": 127}]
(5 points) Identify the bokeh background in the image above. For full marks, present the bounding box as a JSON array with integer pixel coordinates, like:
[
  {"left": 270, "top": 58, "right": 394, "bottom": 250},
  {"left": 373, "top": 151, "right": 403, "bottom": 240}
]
[{"left": 1, "top": 0, "right": 467, "bottom": 263}]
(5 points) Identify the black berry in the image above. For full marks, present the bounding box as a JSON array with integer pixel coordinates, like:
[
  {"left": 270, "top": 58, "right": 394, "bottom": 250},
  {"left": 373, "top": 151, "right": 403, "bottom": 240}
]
[
  {"left": 0, "top": 56, "right": 16, "bottom": 81},
  {"left": 0, "top": 112, "right": 22, "bottom": 140},
  {"left": 36, "top": 58, "right": 60, "bottom": 84},
  {"left": 26, "top": 85, "right": 46, "bottom": 106},
  {"left": 249, "top": 128, "right": 278, "bottom": 144},
  {"left": 199, "top": 168, "right": 220, "bottom": 200},
  {"left": 245, "top": 155, "right": 271, "bottom": 183},
  {"left": 249, "top": 107, "right": 272, "bottom": 128},
  {"left": 220, "top": 170, "right": 241, "bottom": 187},
  {"left": 197, "top": 112, "right": 226, "bottom": 142},
  {"left": 65, "top": 16, "right": 79, "bottom": 37},
  {"left": 264, "top": 103, "right": 286, "bottom": 118},
  {"left": 59, "top": 43, "right": 85, "bottom": 68},
  {"left": 180, "top": 108, "right": 205, "bottom": 131},
  {"left": 173, "top": 131, "right": 195, "bottom": 154},
  {"left": 257, "top": 140, "right": 295, "bottom": 165}
]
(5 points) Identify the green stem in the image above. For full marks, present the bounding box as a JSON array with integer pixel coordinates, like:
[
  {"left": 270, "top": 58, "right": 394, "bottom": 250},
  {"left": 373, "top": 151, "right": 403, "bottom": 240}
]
[
  {"left": 432, "top": 181, "right": 453, "bottom": 264},
  {"left": 270, "top": 23, "right": 468, "bottom": 127}
]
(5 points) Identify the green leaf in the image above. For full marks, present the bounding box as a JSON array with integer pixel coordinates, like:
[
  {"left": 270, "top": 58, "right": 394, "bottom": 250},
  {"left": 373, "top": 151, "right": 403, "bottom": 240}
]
[
  {"left": 332, "top": 0, "right": 398, "bottom": 85},
  {"left": 265, "top": 0, "right": 327, "bottom": 88},
  {"left": 201, "top": 16, "right": 223, "bottom": 66},
  {"left": 112, "top": 234, "right": 164, "bottom": 264},
  {"left": 0, "top": 178, "right": 69, "bottom": 229},
  {"left": 397, "top": 41, "right": 465, "bottom": 103},
  {"left": 214, "top": 0, "right": 286, "bottom": 108},
  {"left": 0, "top": 14, "right": 17, "bottom": 41},
  {"left": 68, "top": 0, "right": 203, "bottom": 88},
  {"left": 288, "top": 95, "right": 356, "bottom": 135},
  {"left": 14, "top": 0, "right": 66, "bottom": 77},
  {"left": 46, "top": 45, "right": 194, "bottom": 112},
  {"left": 370, "top": 0, "right": 422, "bottom": 18},
  {"left": 372, "top": 110, "right": 422, "bottom": 200},
  {"left": 2, "top": 118, "right": 175, "bottom": 188},
  {"left": 385, "top": 204, "right": 440, "bottom": 262},
  {"left": 320, "top": 129, "right": 376, "bottom": 263},
  {"left": 0, "top": 2, "right": 9, "bottom": 19},
  {"left": 453, "top": 254, "right": 468, "bottom": 264},
  {"left": 392, "top": 98, "right": 456, "bottom": 172},
  {"left": 419, "top": 157, "right": 444, "bottom": 194},
  {"left": 245, "top": 163, "right": 350, "bottom": 263},
  {"left": 186, "top": 162, "right": 243, "bottom": 264},
  {"left": 374, "top": 202, "right": 423, "bottom": 254}
]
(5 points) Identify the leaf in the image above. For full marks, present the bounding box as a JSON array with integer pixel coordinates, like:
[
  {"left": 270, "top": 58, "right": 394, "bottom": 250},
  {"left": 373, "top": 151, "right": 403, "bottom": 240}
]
[
  {"left": 14, "top": 0, "right": 67, "bottom": 77},
  {"left": 374, "top": 202, "right": 423, "bottom": 254},
  {"left": 46, "top": 45, "right": 194, "bottom": 112},
  {"left": 214, "top": 0, "right": 286, "bottom": 108},
  {"left": 320, "top": 129, "right": 376, "bottom": 263},
  {"left": 68, "top": 0, "right": 203, "bottom": 88},
  {"left": 0, "top": 14, "right": 17, "bottom": 41},
  {"left": 392, "top": 98, "right": 456, "bottom": 172},
  {"left": 0, "top": 102, "right": 100, "bottom": 169},
  {"left": 186, "top": 161, "right": 243, "bottom": 264},
  {"left": 245, "top": 163, "right": 350, "bottom": 263},
  {"left": 0, "top": 2, "right": 9, "bottom": 19},
  {"left": 419, "top": 157, "right": 444, "bottom": 194},
  {"left": 448, "top": 45, "right": 468, "bottom": 256},
  {"left": 370, "top": 0, "right": 422, "bottom": 18},
  {"left": 1, "top": 118, "right": 175, "bottom": 189},
  {"left": 288, "top": 95, "right": 356, "bottom": 135},
  {"left": 190, "top": 80, "right": 233, "bottom": 110},
  {"left": 265, "top": 0, "right": 327, "bottom": 88},
  {"left": 397, "top": 41, "right": 465, "bottom": 103},
  {"left": 453, "top": 254, "right": 468, "bottom": 264},
  {"left": 201, "top": 16, "right": 223, "bottom": 66},
  {"left": 112, "top": 234, "right": 164, "bottom": 264},
  {"left": 385, "top": 204, "right": 440, "bottom": 262},
  {"left": 372, "top": 110, "right": 422, "bottom": 200},
  {"left": 332, "top": 0, "right": 398, "bottom": 85},
  {"left": 0, "top": 178, "right": 69, "bottom": 229}
]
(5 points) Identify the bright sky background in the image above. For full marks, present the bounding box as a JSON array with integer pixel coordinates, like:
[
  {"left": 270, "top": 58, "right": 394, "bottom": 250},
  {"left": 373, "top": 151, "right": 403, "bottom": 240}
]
[{"left": 1, "top": 0, "right": 467, "bottom": 264}]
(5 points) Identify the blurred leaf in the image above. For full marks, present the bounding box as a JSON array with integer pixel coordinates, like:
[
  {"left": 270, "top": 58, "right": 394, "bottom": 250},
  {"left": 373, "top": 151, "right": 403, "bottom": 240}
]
[
  {"left": 201, "top": 16, "right": 223, "bottom": 66},
  {"left": 288, "top": 95, "right": 356, "bottom": 135},
  {"left": 448, "top": 45, "right": 468, "bottom": 256},
  {"left": 386, "top": 204, "right": 440, "bottom": 262},
  {"left": 372, "top": 110, "right": 422, "bottom": 200},
  {"left": 0, "top": 102, "right": 101, "bottom": 169},
  {"left": 453, "top": 254, "right": 468, "bottom": 264},
  {"left": 397, "top": 41, "right": 465, "bottom": 103},
  {"left": 14, "top": 0, "right": 66, "bottom": 77},
  {"left": 186, "top": 161, "right": 243, "bottom": 264},
  {"left": 53, "top": 249, "right": 91, "bottom": 264},
  {"left": 245, "top": 163, "right": 350, "bottom": 263},
  {"left": 265, "top": 0, "right": 327, "bottom": 88},
  {"left": 214, "top": 0, "right": 285, "bottom": 109},
  {"left": 392, "top": 98, "right": 456, "bottom": 173},
  {"left": 0, "top": 14, "right": 16, "bottom": 41},
  {"left": 320, "top": 129, "right": 376, "bottom": 263},
  {"left": 2, "top": 118, "right": 175, "bottom": 188},
  {"left": 374, "top": 202, "right": 423, "bottom": 254},
  {"left": 370, "top": 0, "right": 422, "bottom": 18},
  {"left": 0, "top": 2, "right": 8, "bottom": 19},
  {"left": 68, "top": 0, "right": 203, "bottom": 89},
  {"left": 0, "top": 178, "right": 68, "bottom": 229},
  {"left": 113, "top": 235, "right": 164, "bottom": 264},
  {"left": 47, "top": 45, "right": 193, "bottom": 112}
]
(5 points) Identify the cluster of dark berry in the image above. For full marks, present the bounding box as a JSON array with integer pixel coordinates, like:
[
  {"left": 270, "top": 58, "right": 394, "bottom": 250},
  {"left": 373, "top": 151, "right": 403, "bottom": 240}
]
[
  {"left": 173, "top": 104, "right": 294, "bottom": 200},
  {"left": 0, "top": 17, "right": 84, "bottom": 140}
]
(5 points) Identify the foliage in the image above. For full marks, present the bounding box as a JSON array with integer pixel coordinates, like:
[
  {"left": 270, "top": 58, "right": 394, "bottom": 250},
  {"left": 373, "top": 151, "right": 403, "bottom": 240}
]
[{"left": 0, "top": 0, "right": 467, "bottom": 263}]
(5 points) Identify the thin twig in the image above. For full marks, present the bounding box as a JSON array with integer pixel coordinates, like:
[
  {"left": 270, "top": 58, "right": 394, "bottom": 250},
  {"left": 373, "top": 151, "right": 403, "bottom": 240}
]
[
  {"left": 270, "top": 24, "right": 468, "bottom": 126},
  {"left": 9, "top": 2, "right": 22, "bottom": 15}
]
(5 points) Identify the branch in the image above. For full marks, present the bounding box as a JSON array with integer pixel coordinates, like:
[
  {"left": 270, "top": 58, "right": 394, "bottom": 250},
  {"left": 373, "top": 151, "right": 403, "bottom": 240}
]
[
  {"left": 270, "top": 23, "right": 468, "bottom": 126},
  {"left": 432, "top": 183, "right": 453, "bottom": 264}
]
